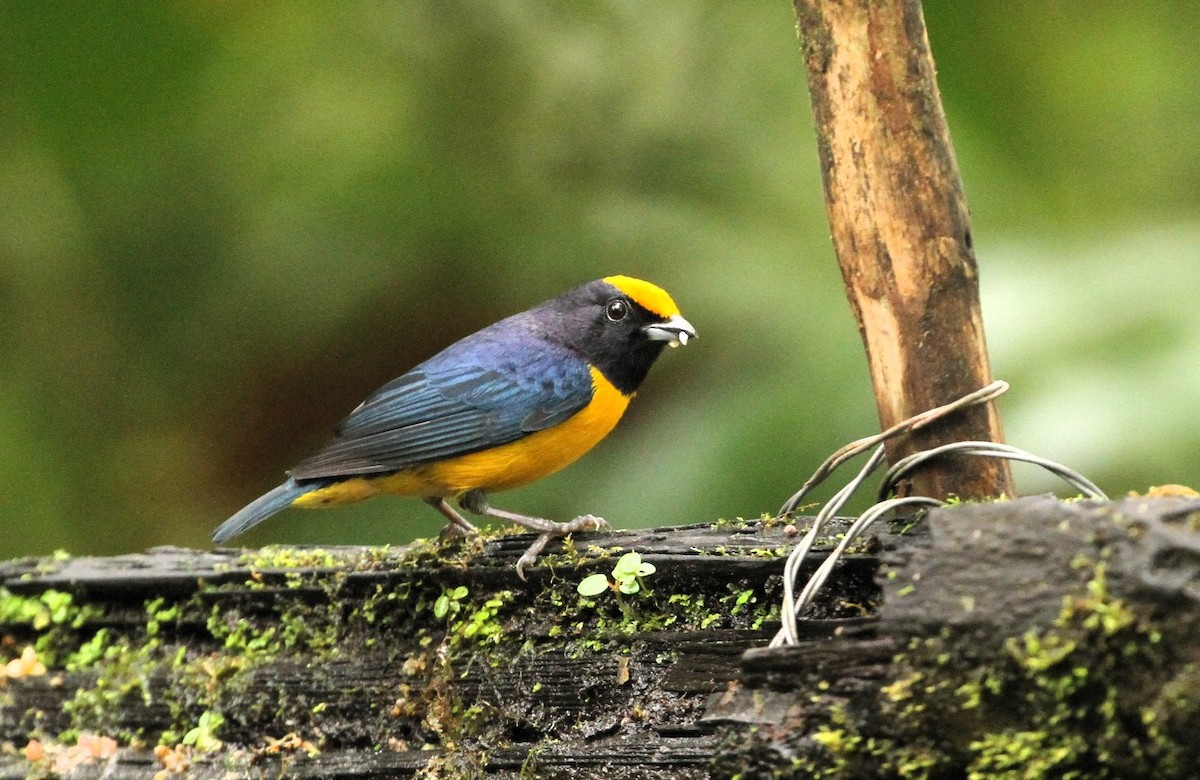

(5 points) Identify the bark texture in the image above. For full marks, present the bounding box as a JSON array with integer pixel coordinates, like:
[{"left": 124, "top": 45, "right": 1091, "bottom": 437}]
[
  {"left": 3, "top": 497, "right": 1200, "bottom": 777},
  {"left": 794, "top": 0, "right": 1013, "bottom": 499}
]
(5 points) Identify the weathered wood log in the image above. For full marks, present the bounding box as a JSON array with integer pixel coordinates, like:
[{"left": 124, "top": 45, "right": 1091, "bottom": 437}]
[
  {"left": 3, "top": 496, "right": 1199, "bottom": 777},
  {"left": 794, "top": 0, "right": 1013, "bottom": 500},
  {"left": 0, "top": 518, "right": 888, "bottom": 778},
  {"left": 717, "top": 495, "right": 1200, "bottom": 777}
]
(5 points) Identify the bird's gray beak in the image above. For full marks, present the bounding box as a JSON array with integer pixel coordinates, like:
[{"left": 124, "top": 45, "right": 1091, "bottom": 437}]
[{"left": 642, "top": 314, "right": 697, "bottom": 349}]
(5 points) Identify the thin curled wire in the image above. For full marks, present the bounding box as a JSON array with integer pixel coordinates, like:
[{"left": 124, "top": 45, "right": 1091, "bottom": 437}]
[
  {"left": 771, "top": 383, "right": 1108, "bottom": 647},
  {"left": 775, "top": 445, "right": 887, "bottom": 647},
  {"left": 879, "top": 441, "right": 1107, "bottom": 502},
  {"left": 777, "top": 381, "right": 1011, "bottom": 518}
]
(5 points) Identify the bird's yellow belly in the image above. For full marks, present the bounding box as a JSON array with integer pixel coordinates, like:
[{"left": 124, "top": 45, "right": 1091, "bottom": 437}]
[{"left": 291, "top": 367, "right": 631, "bottom": 507}]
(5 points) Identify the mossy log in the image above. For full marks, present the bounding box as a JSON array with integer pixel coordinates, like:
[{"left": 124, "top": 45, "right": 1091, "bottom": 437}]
[{"left": 2, "top": 495, "right": 1200, "bottom": 778}]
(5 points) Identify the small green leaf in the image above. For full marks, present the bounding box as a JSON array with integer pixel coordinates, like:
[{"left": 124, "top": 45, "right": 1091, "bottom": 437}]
[
  {"left": 637, "top": 562, "right": 656, "bottom": 577},
  {"left": 612, "top": 552, "right": 643, "bottom": 579},
  {"left": 433, "top": 594, "right": 450, "bottom": 619},
  {"left": 451, "top": 586, "right": 469, "bottom": 600},
  {"left": 182, "top": 710, "right": 225, "bottom": 752},
  {"left": 617, "top": 578, "right": 641, "bottom": 595},
  {"left": 577, "top": 574, "right": 611, "bottom": 597}
]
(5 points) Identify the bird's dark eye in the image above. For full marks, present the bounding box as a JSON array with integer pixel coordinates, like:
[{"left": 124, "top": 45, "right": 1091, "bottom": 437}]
[{"left": 605, "top": 298, "right": 630, "bottom": 322}]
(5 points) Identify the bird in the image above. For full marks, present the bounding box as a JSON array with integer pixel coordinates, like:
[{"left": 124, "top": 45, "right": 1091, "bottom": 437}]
[{"left": 212, "top": 275, "right": 696, "bottom": 576}]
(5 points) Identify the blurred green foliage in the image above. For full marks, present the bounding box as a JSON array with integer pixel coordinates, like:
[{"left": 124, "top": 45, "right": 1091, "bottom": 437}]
[{"left": 1, "top": 2, "right": 1198, "bottom": 559}]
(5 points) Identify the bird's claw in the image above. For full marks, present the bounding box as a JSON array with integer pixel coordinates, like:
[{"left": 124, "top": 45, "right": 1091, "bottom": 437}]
[
  {"left": 436, "top": 522, "right": 471, "bottom": 543},
  {"left": 515, "top": 534, "right": 551, "bottom": 581},
  {"left": 513, "top": 515, "right": 609, "bottom": 580},
  {"left": 564, "top": 514, "right": 609, "bottom": 533}
]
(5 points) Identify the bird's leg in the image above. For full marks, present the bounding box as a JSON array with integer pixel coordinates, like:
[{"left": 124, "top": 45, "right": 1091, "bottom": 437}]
[
  {"left": 458, "top": 489, "right": 610, "bottom": 534},
  {"left": 425, "top": 496, "right": 479, "bottom": 539},
  {"left": 458, "top": 489, "right": 610, "bottom": 578}
]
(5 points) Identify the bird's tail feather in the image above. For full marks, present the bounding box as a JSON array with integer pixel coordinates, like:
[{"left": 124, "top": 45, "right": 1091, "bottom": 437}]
[{"left": 212, "top": 479, "right": 309, "bottom": 544}]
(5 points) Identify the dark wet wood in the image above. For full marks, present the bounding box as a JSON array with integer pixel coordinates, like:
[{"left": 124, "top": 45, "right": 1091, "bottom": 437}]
[
  {"left": 0, "top": 518, "right": 893, "bottom": 779},
  {"left": 5, "top": 497, "right": 1200, "bottom": 777}
]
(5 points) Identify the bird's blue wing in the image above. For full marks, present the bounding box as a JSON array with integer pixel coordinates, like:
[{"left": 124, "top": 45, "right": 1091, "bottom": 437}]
[{"left": 287, "top": 330, "right": 593, "bottom": 480}]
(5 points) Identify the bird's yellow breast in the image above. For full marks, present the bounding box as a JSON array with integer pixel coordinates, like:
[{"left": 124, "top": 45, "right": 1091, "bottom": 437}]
[{"left": 292, "top": 366, "right": 631, "bottom": 507}]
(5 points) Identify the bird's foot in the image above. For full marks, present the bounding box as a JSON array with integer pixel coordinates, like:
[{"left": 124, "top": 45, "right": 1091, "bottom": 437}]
[
  {"left": 457, "top": 491, "right": 611, "bottom": 579},
  {"left": 566, "top": 513, "right": 611, "bottom": 534},
  {"left": 515, "top": 515, "right": 610, "bottom": 580},
  {"left": 436, "top": 520, "right": 473, "bottom": 543}
]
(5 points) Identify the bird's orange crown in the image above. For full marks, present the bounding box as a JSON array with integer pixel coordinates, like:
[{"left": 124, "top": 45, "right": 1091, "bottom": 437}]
[{"left": 602, "top": 275, "right": 681, "bottom": 319}]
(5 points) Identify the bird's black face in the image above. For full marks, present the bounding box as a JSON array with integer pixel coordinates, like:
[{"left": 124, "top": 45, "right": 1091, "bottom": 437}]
[{"left": 545, "top": 277, "right": 696, "bottom": 395}]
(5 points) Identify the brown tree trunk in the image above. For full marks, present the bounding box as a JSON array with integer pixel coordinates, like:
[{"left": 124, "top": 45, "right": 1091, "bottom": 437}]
[{"left": 794, "top": 0, "right": 1013, "bottom": 500}]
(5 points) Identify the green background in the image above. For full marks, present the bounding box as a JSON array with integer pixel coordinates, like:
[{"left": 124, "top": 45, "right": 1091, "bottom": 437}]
[{"left": 3, "top": 2, "right": 1198, "bottom": 559}]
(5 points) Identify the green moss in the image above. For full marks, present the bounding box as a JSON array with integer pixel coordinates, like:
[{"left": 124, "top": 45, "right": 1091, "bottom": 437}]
[
  {"left": 746, "top": 546, "right": 790, "bottom": 559},
  {"left": 515, "top": 562, "right": 785, "bottom": 671},
  {"left": 0, "top": 587, "right": 108, "bottom": 670},
  {"left": 236, "top": 538, "right": 481, "bottom": 579},
  {"left": 448, "top": 591, "right": 515, "bottom": 648},
  {"left": 63, "top": 628, "right": 112, "bottom": 671},
  {"left": 5, "top": 532, "right": 793, "bottom": 769},
  {"left": 794, "top": 553, "right": 1191, "bottom": 778},
  {"left": 240, "top": 546, "right": 341, "bottom": 571},
  {"left": 0, "top": 588, "right": 77, "bottom": 630},
  {"left": 537, "top": 534, "right": 611, "bottom": 571},
  {"left": 967, "top": 730, "right": 1089, "bottom": 779},
  {"left": 61, "top": 634, "right": 160, "bottom": 742}
]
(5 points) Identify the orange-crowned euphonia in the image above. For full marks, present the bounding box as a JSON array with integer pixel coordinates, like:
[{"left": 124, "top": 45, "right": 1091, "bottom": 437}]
[{"left": 212, "top": 275, "right": 695, "bottom": 575}]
